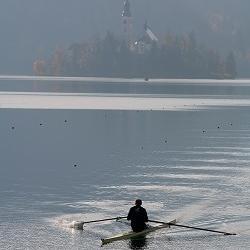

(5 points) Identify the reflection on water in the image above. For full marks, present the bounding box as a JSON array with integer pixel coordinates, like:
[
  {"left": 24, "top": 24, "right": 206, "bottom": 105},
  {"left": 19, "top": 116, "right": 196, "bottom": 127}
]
[
  {"left": 2, "top": 91, "right": 250, "bottom": 110},
  {"left": 129, "top": 236, "right": 147, "bottom": 250}
]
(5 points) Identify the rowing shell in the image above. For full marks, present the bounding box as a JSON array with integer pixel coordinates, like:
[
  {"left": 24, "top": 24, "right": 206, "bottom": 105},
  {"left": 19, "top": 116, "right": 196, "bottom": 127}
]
[{"left": 101, "top": 219, "right": 176, "bottom": 245}]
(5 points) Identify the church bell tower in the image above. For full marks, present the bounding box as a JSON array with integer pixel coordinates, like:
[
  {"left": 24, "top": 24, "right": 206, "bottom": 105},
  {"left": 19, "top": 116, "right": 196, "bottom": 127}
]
[{"left": 122, "top": 0, "right": 133, "bottom": 47}]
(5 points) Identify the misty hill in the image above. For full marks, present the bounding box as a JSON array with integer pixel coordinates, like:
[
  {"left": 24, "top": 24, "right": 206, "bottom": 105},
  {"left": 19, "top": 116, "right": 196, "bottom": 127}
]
[{"left": 0, "top": 0, "right": 250, "bottom": 76}]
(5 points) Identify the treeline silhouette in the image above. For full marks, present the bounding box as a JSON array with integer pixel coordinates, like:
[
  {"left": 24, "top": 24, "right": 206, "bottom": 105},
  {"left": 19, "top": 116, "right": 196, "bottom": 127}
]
[{"left": 48, "top": 31, "right": 237, "bottom": 79}]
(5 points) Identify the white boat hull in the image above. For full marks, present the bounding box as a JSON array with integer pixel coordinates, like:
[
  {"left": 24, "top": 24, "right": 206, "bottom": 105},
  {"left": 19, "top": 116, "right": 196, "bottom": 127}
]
[{"left": 101, "top": 219, "right": 176, "bottom": 245}]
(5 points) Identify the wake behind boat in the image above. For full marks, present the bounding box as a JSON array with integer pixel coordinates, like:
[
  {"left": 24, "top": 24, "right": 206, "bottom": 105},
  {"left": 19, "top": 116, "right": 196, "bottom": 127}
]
[{"left": 101, "top": 219, "right": 177, "bottom": 245}]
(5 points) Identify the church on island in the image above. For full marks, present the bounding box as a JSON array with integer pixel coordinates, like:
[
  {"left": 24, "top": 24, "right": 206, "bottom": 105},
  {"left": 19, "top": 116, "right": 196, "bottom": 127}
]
[
  {"left": 122, "top": 0, "right": 159, "bottom": 54},
  {"left": 33, "top": 0, "right": 237, "bottom": 79}
]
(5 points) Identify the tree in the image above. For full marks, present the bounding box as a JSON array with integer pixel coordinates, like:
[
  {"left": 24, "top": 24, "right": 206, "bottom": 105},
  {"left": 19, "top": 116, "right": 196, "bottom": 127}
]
[
  {"left": 225, "top": 52, "right": 237, "bottom": 79},
  {"left": 50, "top": 47, "right": 64, "bottom": 76}
]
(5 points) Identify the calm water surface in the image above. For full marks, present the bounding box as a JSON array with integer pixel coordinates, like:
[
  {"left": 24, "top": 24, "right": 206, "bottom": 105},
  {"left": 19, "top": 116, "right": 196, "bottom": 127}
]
[{"left": 0, "top": 78, "right": 249, "bottom": 249}]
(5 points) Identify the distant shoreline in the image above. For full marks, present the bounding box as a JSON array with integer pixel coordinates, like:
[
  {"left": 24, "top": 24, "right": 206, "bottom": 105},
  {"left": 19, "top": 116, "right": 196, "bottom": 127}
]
[{"left": 0, "top": 75, "right": 250, "bottom": 86}]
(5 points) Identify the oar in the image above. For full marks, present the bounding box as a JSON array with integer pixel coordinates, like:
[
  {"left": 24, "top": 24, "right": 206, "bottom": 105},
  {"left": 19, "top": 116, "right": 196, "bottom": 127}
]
[
  {"left": 82, "top": 216, "right": 127, "bottom": 224},
  {"left": 72, "top": 216, "right": 127, "bottom": 229},
  {"left": 148, "top": 220, "right": 236, "bottom": 236}
]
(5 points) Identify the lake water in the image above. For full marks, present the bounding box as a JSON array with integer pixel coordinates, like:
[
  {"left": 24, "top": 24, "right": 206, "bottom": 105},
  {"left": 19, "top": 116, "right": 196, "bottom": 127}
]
[{"left": 0, "top": 77, "right": 249, "bottom": 249}]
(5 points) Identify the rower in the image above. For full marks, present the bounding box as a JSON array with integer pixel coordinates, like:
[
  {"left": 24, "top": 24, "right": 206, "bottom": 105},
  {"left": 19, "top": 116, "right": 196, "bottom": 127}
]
[{"left": 127, "top": 199, "right": 148, "bottom": 232}]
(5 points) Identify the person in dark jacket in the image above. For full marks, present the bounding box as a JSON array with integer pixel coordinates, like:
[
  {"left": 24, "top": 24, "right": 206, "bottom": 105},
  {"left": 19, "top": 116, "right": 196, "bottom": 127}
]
[{"left": 127, "top": 199, "right": 148, "bottom": 232}]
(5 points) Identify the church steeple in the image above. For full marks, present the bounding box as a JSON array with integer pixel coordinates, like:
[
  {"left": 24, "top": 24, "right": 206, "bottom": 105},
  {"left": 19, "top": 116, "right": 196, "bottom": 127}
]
[
  {"left": 122, "top": 0, "right": 133, "bottom": 47},
  {"left": 122, "top": 0, "right": 131, "bottom": 17}
]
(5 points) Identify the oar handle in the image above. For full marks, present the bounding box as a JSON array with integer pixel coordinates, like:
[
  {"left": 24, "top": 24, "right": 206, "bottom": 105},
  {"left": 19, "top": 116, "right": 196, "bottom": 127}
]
[{"left": 148, "top": 220, "right": 236, "bottom": 236}]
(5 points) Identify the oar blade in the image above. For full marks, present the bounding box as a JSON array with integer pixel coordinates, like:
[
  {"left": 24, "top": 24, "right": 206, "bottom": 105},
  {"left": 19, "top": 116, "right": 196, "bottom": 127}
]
[
  {"left": 224, "top": 232, "right": 237, "bottom": 236},
  {"left": 70, "top": 221, "right": 84, "bottom": 230}
]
